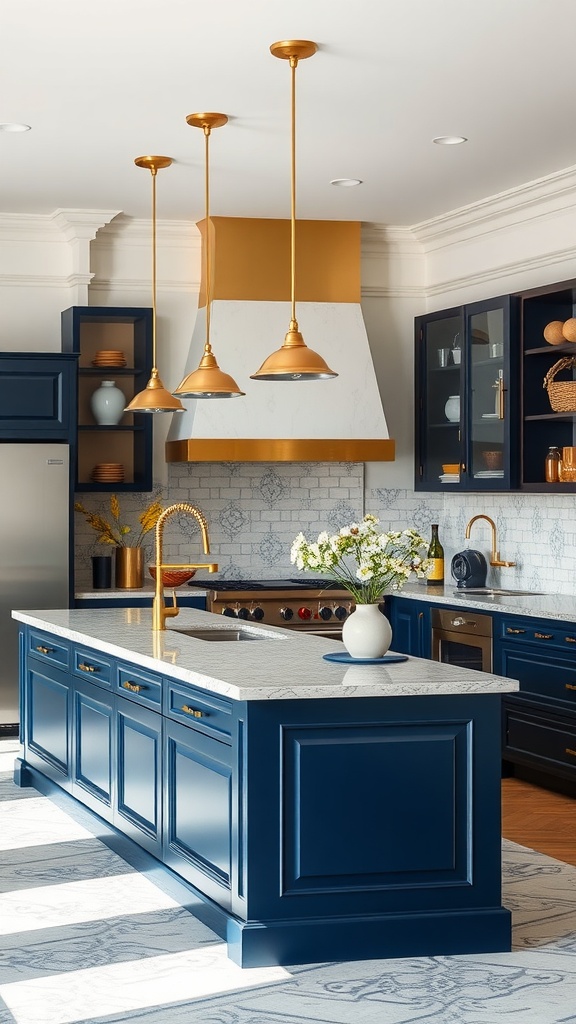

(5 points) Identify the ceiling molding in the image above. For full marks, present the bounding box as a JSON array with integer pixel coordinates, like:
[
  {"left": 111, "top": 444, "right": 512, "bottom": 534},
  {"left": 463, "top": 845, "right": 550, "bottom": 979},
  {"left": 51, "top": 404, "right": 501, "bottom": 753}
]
[
  {"left": 95, "top": 217, "right": 200, "bottom": 247},
  {"left": 0, "top": 273, "right": 78, "bottom": 288},
  {"left": 411, "top": 163, "right": 576, "bottom": 251}
]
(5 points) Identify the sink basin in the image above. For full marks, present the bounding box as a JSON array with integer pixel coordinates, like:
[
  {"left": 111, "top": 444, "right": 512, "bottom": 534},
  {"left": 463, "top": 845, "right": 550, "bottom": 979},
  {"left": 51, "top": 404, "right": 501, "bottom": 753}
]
[
  {"left": 453, "top": 588, "right": 544, "bottom": 597},
  {"left": 170, "top": 627, "right": 274, "bottom": 642}
]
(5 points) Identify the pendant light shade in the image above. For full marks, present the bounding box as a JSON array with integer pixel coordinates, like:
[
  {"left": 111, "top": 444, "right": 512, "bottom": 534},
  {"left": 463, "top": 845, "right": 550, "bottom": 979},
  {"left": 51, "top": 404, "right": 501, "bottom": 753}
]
[
  {"left": 173, "top": 113, "right": 244, "bottom": 399},
  {"left": 251, "top": 40, "right": 337, "bottom": 382},
  {"left": 125, "top": 156, "right": 185, "bottom": 413}
]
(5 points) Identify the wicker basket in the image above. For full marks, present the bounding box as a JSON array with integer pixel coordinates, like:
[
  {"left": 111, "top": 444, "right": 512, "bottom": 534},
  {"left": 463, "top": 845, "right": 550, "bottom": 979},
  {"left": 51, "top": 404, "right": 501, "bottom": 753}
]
[{"left": 543, "top": 356, "right": 576, "bottom": 412}]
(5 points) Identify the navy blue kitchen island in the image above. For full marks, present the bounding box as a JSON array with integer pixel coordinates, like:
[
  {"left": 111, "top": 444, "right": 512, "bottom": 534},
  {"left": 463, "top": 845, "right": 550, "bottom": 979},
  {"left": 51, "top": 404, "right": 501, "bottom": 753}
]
[{"left": 13, "top": 606, "right": 518, "bottom": 967}]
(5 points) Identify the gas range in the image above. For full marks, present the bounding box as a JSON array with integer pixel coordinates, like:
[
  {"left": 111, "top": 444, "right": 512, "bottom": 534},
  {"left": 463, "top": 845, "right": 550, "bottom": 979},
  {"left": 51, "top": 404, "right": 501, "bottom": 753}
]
[{"left": 188, "top": 578, "right": 354, "bottom": 635}]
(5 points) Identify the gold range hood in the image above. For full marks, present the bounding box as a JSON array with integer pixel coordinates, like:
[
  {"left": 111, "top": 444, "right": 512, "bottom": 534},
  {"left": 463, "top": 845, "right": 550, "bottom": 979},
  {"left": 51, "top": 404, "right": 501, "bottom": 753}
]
[{"left": 165, "top": 218, "right": 395, "bottom": 463}]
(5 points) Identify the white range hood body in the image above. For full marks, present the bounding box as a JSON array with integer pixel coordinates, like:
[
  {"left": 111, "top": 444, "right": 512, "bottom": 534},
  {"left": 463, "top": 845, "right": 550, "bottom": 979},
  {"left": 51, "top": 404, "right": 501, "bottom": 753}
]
[{"left": 167, "top": 299, "right": 390, "bottom": 453}]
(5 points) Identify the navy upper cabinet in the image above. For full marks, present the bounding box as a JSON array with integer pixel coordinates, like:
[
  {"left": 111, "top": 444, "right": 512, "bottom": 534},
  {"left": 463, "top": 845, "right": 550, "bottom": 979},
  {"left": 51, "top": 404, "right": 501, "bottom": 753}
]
[
  {"left": 61, "top": 306, "right": 153, "bottom": 492},
  {"left": 415, "top": 296, "right": 519, "bottom": 491},
  {"left": 0, "top": 353, "right": 77, "bottom": 440}
]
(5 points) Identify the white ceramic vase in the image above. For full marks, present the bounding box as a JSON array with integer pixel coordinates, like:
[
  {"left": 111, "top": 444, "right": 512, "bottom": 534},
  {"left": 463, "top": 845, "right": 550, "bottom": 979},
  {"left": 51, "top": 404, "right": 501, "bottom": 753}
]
[
  {"left": 444, "top": 394, "right": 460, "bottom": 423},
  {"left": 90, "top": 380, "right": 126, "bottom": 426},
  {"left": 341, "top": 603, "right": 393, "bottom": 659}
]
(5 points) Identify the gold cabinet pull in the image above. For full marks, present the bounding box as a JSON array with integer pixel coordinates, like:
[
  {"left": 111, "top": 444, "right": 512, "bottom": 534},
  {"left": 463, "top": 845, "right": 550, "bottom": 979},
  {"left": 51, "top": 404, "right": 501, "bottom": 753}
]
[
  {"left": 565, "top": 637, "right": 576, "bottom": 644},
  {"left": 78, "top": 662, "right": 99, "bottom": 673},
  {"left": 35, "top": 645, "right": 54, "bottom": 655},
  {"left": 534, "top": 632, "right": 553, "bottom": 640},
  {"left": 181, "top": 705, "right": 205, "bottom": 718},
  {"left": 565, "top": 683, "right": 576, "bottom": 691},
  {"left": 506, "top": 627, "right": 525, "bottom": 635},
  {"left": 566, "top": 748, "right": 576, "bottom": 758},
  {"left": 122, "top": 681, "right": 143, "bottom": 693}
]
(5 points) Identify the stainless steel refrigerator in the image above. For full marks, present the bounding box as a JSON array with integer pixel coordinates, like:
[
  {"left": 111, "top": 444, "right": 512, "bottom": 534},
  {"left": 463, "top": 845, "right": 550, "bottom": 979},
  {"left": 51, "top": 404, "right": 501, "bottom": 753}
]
[{"left": 0, "top": 443, "right": 71, "bottom": 729}]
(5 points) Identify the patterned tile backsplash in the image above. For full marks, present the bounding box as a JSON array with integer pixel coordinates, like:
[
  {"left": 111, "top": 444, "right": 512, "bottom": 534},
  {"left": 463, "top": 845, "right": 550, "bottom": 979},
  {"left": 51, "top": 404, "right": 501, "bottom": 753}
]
[{"left": 74, "top": 464, "right": 576, "bottom": 596}]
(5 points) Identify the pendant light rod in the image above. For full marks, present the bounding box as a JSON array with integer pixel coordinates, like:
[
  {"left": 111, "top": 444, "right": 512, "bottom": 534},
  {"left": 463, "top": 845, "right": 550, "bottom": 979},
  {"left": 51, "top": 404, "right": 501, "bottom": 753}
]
[
  {"left": 250, "top": 40, "right": 337, "bottom": 381},
  {"left": 173, "top": 113, "right": 244, "bottom": 399},
  {"left": 125, "top": 155, "right": 185, "bottom": 413}
]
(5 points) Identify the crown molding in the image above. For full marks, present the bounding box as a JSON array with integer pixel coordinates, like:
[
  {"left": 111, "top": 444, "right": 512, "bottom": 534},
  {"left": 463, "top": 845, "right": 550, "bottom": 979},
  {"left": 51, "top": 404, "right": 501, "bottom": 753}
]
[
  {"left": 411, "top": 163, "right": 576, "bottom": 251},
  {"left": 95, "top": 216, "right": 200, "bottom": 248}
]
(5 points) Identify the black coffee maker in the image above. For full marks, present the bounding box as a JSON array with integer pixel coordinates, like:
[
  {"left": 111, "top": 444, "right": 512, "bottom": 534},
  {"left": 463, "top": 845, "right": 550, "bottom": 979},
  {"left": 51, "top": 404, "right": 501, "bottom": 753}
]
[{"left": 451, "top": 549, "right": 488, "bottom": 589}]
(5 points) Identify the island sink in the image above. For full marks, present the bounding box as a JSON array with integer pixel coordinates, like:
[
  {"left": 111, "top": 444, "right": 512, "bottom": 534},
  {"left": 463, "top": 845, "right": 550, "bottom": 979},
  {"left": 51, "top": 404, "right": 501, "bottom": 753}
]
[{"left": 170, "top": 626, "right": 272, "bottom": 642}]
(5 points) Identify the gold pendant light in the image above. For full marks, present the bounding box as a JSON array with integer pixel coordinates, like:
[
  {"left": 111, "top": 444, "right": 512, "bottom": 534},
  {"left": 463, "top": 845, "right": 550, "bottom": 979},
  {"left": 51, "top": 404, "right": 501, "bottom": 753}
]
[
  {"left": 251, "top": 40, "right": 337, "bottom": 381},
  {"left": 125, "top": 156, "right": 185, "bottom": 414},
  {"left": 173, "top": 113, "right": 244, "bottom": 399}
]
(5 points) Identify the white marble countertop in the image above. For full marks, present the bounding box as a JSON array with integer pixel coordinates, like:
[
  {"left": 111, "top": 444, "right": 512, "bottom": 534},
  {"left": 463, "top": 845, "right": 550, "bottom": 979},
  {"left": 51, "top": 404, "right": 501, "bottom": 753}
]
[
  {"left": 75, "top": 583, "right": 208, "bottom": 600},
  {"left": 395, "top": 582, "right": 576, "bottom": 622},
  {"left": 12, "top": 606, "right": 518, "bottom": 702}
]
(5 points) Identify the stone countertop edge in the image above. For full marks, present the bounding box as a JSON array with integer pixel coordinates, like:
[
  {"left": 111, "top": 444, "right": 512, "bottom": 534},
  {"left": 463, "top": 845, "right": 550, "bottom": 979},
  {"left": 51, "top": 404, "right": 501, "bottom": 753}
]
[
  {"left": 75, "top": 584, "right": 208, "bottom": 600},
  {"left": 395, "top": 583, "right": 576, "bottom": 622},
  {"left": 12, "top": 606, "right": 518, "bottom": 703}
]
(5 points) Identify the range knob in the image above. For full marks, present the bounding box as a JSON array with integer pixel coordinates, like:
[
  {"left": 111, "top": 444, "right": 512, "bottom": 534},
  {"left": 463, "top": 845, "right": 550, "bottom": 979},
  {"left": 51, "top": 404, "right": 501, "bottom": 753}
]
[
  {"left": 280, "top": 606, "right": 294, "bottom": 621},
  {"left": 298, "top": 606, "right": 312, "bottom": 621},
  {"left": 334, "top": 605, "right": 348, "bottom": 621},
  {"left": 222, "top": 606, "right": 237, "bottom": 618},
  {"left": 237, "top": 606, "right": 251, "bottom": 620},
  {"left": 318, "top": 605, "right": 333, "bottom": 621},
  {"left": 251, "top": 606, "right": 265, "bottom": 621}
]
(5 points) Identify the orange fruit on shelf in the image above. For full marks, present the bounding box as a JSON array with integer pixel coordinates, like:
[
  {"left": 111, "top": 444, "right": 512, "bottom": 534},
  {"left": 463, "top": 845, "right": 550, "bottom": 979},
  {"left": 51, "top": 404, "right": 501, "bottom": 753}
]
[
  {"left": 562, "top": 318, "right": 576, "bottom": 342},
  {"left": 543, "top": 320, "right": 566, "bottom": 345}
]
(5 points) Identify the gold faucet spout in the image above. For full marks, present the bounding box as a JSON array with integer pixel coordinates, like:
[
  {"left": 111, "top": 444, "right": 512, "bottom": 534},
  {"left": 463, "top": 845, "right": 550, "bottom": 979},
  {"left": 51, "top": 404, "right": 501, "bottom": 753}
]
[
  {"left": 465, "top": 514, "right": 516, "bottom": 569},
  {"left": 153, "top": 503, "right": 218, "bottom": 630}
]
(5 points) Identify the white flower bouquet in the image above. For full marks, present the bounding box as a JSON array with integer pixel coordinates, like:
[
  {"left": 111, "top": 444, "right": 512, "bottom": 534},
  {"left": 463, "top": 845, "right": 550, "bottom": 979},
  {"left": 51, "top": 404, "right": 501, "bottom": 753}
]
[{"left": 290, "top": 514, "right": 430, "bottom": 605}]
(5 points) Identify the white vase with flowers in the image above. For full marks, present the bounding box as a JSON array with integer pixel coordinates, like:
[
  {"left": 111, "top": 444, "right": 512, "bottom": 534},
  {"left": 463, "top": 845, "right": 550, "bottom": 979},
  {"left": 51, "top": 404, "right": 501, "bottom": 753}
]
[{"left": 290, "top": 515, "right": 430, "bottom": 659}]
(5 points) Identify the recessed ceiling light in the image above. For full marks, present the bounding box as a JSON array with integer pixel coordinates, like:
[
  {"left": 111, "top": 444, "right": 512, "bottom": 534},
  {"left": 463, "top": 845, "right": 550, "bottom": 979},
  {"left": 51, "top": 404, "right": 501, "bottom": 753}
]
[
  {"left": 0, "top": 122, "right": 31, "bottom": 132},
  {"left": 432, "top": 135, "right": 467, "bottom": 146},
  {"left": 330, "top": 178, "right": 363, "bottom": 187}
]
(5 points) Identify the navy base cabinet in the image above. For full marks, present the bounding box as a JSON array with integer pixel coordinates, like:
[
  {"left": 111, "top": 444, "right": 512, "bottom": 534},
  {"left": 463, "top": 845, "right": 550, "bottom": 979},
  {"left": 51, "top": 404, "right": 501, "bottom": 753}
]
[{"left": 17, "top": 625, "right": 510, "bottom": 967}]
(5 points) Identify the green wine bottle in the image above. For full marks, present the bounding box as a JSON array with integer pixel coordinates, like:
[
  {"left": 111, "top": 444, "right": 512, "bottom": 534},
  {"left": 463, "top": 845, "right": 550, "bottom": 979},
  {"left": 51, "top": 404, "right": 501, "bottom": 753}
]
[{"left": 427, "top": 524, "right": 444, "bottom": 585}]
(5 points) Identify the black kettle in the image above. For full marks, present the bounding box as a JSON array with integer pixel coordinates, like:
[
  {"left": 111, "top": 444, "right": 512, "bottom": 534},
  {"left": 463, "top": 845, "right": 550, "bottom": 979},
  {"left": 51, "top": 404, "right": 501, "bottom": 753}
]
[{"left": 451, "top": 549, "right": 488, "bottom": 589}]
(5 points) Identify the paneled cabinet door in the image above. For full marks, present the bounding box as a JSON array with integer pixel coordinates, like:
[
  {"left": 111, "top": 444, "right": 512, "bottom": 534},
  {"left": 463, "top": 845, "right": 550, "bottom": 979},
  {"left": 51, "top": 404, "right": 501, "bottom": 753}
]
[
  {"left": 115, "top": 697, "right": 162, "bottom": 857},
  {"left": 24, "top": 657, "right": 72, "bottom": 791},
  {"left": 415, "top": 295, "right": 518, "bottom": 491},
  {"left": 163, "top": 719, "right": 233, "bottom": 911},
  {"left": 0, "top": 353, "right": 77, "bottom": 440},
  {"left": 72, "top": 678, "right": 114, "bottom": 821},
  {"left": 388, "top": 598, "right": 430, "bottom": 658}
]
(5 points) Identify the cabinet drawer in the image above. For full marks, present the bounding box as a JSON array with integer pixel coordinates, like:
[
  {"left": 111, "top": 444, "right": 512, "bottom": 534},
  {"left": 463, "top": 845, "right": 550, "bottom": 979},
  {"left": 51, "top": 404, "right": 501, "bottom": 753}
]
[
  {"left": 164, "top": 683, "right": 232, "bottom": 738},
  {"left": 499, "top": 617, "right": 576, "bottom": 653},
  {"left": 28, "top": 630, "right": 70, "bottom": 670},
  {"left": 72, "top": 645, "right": 113, "bottom": 688},
  {"left": 503, "top": 699, "right": 576, "bottom": 777},
  {"left": 499, "top": 644, "right": 576, "bottom": 708},
  {"left": 116, "top": 663, "right": 162, "bottom": 710}
]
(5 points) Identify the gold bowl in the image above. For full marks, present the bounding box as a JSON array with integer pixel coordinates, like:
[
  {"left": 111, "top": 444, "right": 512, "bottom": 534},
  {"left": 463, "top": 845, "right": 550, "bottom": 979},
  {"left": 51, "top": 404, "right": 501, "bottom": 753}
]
[
  {"left": 442, "top": 463, "right": 459, "bottom": 474},
  {"left": 148, "top": 566, "right": 196, "bottom": 588}
]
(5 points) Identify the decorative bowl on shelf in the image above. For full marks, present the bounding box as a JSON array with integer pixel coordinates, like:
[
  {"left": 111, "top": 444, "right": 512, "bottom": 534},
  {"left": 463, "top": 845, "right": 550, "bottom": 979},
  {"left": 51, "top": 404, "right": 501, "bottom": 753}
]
[
  {"left": 482, "top": 450, "right": 503, "bottom": 471},
  {"left": 442, "top": 463, "right": 459, "bottom": 474},
  {"left": 148, "top": 566, "right": 196, "bottom": 587}
]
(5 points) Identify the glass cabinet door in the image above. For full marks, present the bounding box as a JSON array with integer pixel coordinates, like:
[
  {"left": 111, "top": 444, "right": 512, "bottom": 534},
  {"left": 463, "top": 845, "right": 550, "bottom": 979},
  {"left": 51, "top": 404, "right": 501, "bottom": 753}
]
[
  {"left": 415, "top": 295, "right": 518, "bottom": 491},
  {"left": 465, "top": 296, "right": 517, "bottom": 489},
  {"left": 416, "top": 309, "right": 463, "bottom": 489}
]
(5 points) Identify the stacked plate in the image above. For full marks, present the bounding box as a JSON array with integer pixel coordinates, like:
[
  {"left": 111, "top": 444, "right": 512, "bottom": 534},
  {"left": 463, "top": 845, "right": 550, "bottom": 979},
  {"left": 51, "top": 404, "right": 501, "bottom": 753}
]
[
  {"left": 91, "top": 349, "right": 126, "bottom": 367},
  {"left": 91, "top": 462, "right": 125, "bottom": 483}
]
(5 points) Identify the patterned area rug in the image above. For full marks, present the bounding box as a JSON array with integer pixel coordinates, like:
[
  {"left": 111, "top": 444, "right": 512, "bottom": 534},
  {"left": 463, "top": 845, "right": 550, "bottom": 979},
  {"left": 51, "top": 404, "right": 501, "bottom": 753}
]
[{"left": 1, "top": 742, "right": 575, "bottom": 1024}]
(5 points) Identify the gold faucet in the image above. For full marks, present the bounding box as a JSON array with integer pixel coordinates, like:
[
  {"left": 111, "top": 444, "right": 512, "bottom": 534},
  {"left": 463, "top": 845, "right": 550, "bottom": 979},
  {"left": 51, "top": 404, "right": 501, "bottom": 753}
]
[
  {"left": 465, "top": 514, "right": 516, "bottom": 568},
  {"left": 153, "top": 503, "right": 218, "bottom": 630}
]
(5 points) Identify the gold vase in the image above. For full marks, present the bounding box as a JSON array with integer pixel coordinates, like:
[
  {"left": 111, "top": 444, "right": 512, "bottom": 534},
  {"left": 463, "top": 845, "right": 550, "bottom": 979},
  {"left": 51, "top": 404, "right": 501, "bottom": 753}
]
[{"left": 115, "top": 547, "right": 144, "bottom": 589}]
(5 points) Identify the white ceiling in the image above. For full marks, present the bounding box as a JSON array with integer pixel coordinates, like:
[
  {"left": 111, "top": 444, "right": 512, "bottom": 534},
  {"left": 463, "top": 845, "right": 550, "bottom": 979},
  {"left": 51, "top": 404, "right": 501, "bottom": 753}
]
[{"left": 3, "top": 0, "right": 576, "bottom": 227}]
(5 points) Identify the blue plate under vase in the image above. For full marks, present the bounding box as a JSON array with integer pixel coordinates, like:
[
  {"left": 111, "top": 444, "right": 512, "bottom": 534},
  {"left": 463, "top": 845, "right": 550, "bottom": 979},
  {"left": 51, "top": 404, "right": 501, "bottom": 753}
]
[{"left": 323, "top": 652, "right": 408, "bottom": 665}]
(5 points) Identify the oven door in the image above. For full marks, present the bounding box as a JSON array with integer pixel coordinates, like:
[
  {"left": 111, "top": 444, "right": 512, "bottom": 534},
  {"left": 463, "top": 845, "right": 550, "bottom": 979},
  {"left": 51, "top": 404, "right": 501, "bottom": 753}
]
[{"left": 430, "top": 608, "right": 492, "bottom": 672}]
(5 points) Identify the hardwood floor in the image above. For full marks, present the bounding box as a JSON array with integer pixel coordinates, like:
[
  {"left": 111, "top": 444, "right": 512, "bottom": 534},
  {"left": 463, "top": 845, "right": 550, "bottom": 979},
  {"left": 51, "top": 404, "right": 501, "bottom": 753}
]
[{"left": 502, "top": 776, "right": 576, "bottom": 867}]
